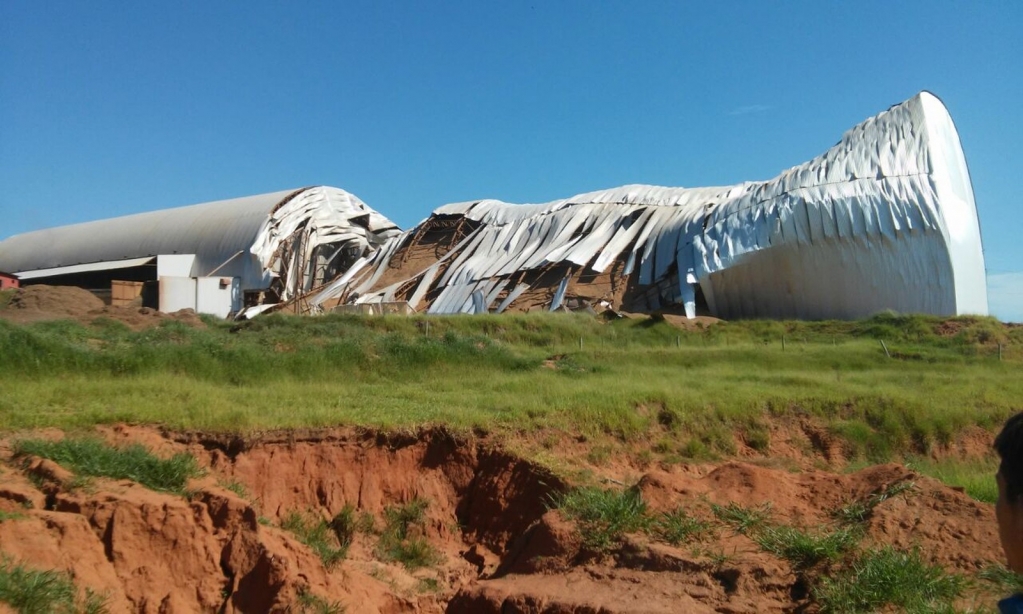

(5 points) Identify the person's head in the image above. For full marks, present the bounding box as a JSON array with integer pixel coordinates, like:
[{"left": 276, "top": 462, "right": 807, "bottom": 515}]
[{"left": 995, "top": 412, "right": 1023, "bottom": 572}]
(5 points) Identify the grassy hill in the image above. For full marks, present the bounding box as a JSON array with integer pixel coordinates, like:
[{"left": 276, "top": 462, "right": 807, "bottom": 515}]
[{"left": 1, "top": 311, "right": 1018, "bottom": 466}]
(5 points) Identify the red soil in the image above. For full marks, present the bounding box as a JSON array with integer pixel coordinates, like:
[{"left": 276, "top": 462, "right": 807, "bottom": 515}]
[{"left": 0, "top": 426, "right": 1007, "bottom": 613}]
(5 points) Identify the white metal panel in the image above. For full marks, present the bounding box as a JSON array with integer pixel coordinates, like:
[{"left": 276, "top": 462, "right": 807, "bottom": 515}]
[
  {"left": 159, "top": 277, "right": 196, "bottom": 313},
  {"left": 157, "top": 254, "right": 196, "bottom": 278},
  {"left": 196, "top": 277, "right": 241, "bottom": 318}
]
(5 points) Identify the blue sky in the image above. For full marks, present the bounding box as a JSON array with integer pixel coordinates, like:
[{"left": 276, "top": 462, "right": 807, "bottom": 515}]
[{"left": 2, "top": 2, "right": 1020, "bottom": 321}]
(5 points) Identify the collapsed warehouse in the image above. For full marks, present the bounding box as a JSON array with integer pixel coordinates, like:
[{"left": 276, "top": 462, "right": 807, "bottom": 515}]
[
  {"left": 0, "top": 91, "right": 988, "bottom": 320},
  {"left": 0, "top": 187, "right": 399, "bottom": 318},
  {"left": 293, "top": 91, "right": 988, "bottom": 320}
]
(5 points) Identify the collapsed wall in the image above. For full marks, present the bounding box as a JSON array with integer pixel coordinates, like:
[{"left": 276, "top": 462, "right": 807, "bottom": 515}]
[{"left": 299, "top": 91, "right": 987, "bottom": 320}]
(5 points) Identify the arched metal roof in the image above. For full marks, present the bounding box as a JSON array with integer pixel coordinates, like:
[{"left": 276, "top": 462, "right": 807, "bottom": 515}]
[
  {"left": 0, "top": 186, "right": 401, "bottom": 296},
  {"left": 0, "top": 189, "right": 299, "bottom": 276}
]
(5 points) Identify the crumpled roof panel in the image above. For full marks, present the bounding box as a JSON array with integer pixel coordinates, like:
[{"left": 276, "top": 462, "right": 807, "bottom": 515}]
[{"left": 324, "top": 92, "right": 985, "bottom": 320}]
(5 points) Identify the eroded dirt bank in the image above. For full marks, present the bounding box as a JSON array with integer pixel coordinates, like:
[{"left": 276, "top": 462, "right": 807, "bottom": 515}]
[{"left": 0, "top": 426, "right": 1005, "bottom": 613}]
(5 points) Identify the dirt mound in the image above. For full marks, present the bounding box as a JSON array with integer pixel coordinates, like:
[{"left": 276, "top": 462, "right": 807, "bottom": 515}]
[
  {"left": 97, "top": 305, "right": 206, "bottom": 330},
  {"left": 6, "top": 285, "right": 104, "bottom": 316},
  {"left": 633, "top": 462, "right": 997, "bottom": 569},
  {"left": 0, "top": 284, "right": 205, "bottom": 329},
  {"left": 0, "top": 427, "right": 1007, "bottom": 613}
]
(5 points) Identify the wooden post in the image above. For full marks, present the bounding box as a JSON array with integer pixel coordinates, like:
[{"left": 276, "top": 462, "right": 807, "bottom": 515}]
[
  {"left": 676, "top": 335, "right": 681, "bottom": 349},
  {"left": 425, "top": 320, "right": 430, "bottom": 336},
  {"left": 782, "top": 336, "right": 786, "bottom": 351},
  {"left": 579, "top": 337, "right": 583, "bottom": 350},
  {"left": 880, "top": 339, "right": 891, "bottom": 358}
]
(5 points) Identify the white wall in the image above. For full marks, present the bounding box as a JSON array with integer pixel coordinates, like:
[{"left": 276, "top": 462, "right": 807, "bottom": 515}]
[
  {"left": 158, "top": 276, "right": 197, "bottom": 313},
  {"left": 157, "top": 254, "right": 197, "bottom": 278},
  {"left": 159, "top": 274, "right": 241, "bottom": 318},
  {"left": 196, "top": 277, "right": 241, "bottom": 319}
]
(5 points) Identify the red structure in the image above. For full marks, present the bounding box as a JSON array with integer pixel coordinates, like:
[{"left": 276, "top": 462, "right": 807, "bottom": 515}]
[{"left": 0, "top": 271, "right": 19, "bottom": 290}]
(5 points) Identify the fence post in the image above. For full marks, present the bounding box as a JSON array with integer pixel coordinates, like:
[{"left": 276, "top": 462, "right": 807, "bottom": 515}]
[
  {"left": 879, "top": 339, "right": 891, "bottom": 359},
  {"left": 782, "top": 336, "right": 786, "bottom": 351},
  {"left": 676, "top": 335, "right": 681, "bottom": 349}
]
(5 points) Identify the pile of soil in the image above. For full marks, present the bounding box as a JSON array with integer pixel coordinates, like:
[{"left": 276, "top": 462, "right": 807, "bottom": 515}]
[
  {"left": 0, "top": 285, "right": 205, "bottom": 329},
  {"left": 0, "top": 426, "right": 1007, "bottom": 613},
  {"left": 5, "top": 284, "right": 104, "bottom": 316}
]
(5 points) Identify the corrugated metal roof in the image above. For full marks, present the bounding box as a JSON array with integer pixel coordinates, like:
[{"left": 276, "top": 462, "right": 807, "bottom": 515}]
[
  {"left": 0, "top": 186, "right": 401, "bottom": 296},
  {"left": 17, "top": 256, "right": 156, "bottom": 280},
  {"left": 0, "top": 189, "right": 298, "bottom": 277}
]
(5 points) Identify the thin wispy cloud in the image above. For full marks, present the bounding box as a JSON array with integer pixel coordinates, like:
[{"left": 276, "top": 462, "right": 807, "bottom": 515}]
[
  {"left": 728, "top": 104, "right": 772, "bottom": 116},
  {"left": 988, "top": 272, "right": 1023, "bottom": 323}
]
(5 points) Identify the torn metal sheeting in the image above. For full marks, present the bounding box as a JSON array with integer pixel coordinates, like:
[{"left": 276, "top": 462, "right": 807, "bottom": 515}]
[{"left": 304, "top": 92, "right": 985, "bottom": 320}]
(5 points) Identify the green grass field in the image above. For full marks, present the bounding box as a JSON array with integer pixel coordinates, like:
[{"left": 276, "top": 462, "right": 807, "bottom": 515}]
[
  {"left": 1, "top": 310, "right": 1019, "bottom": 471},
  {"left": 1, "top": 312, "right": 1018, "bottom": 423}
]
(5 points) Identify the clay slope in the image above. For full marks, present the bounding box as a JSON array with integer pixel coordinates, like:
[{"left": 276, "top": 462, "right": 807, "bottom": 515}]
[{"left": 0, "top": 426, "right": 1007, "bottom": 613}]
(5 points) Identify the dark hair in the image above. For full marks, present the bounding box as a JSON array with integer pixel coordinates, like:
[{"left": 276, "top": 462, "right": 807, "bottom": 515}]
[{"left": 995, "top": 412, "right": 1023, "bottom": 504}]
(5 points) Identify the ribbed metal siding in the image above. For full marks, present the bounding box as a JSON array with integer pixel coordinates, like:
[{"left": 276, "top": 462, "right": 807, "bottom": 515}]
[{"left": 0, "top": 189, "right": 299, "bottom": 285}]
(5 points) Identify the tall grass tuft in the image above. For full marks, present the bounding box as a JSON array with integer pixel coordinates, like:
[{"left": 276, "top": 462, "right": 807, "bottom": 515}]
[
  {"left": 710, "top": 502, "right": 772, "bottom": 535},
  {"left": 754, "top": 525, "right": 858, "bottom": 570},
  {"left": 907, "top": 458, "right": 998, "bottom": 503},
  {"left": 295, "top": 588, "right": 346, "bottom": 614},
  {"left": 832, "top": 481, "right": 915, "bottom": 524},
  {"left": 14, "top": 438, "right": 201, "bottom": 493},
  {"left": 980, "top": 563, "right": 1023, "bottom": 594},
  {"left": 0, "top": 557, "right": 107, "bottom": 614},
  {"left": 813, "top": 546, "right": 964, "bottom": 613},
  {"left": 377, "top": 499, "right": 439, "bottom": 570},
  {"left": 556, "top": 486, "right": 650, "bottom": 551},
  {"left": 652, "top": 507, "right": 712, "bottom": 546},
  {"left": 281, "top": 509, "right": 351, "bottom": 569}
]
